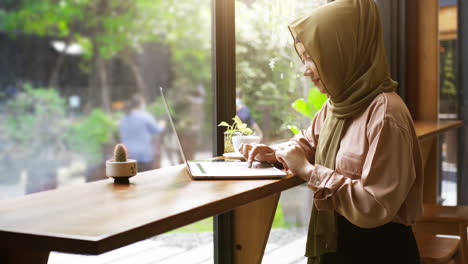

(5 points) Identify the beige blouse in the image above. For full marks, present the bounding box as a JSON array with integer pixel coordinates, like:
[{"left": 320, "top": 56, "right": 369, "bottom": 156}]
[{"left": 292, "top": 92, "right": 423, "bottom": 228}]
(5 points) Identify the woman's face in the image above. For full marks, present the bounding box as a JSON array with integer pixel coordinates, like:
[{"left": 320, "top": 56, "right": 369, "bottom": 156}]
[
  {"left": 296, "top": 41, "right": 328, "bottom": 95},
  {"left": 303, "top": 57, "right": 328, "bottom": 95}
]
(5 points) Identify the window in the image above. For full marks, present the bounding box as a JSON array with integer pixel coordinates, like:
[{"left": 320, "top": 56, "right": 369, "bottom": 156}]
[
  {"left": 1, "top": 0, "right": 214, "bottom": 262},
  {"left": 235, "top": 1, "right": 327, "bottom": 262},
  {"left": 235, "top": 0, "right": 328, "bottom": 143},
  {"left": 0, "top": 0, "right": 213, "bottom": 195}
]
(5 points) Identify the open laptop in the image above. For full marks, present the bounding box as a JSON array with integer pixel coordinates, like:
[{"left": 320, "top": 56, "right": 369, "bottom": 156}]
[{"left": 159, "top": 87, "right": 287, "bottom": 179}]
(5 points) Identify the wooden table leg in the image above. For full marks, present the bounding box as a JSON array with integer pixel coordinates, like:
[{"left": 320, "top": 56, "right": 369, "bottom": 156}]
[
  {"left": 458, "top": 223, "right": 468, "bottom": 264},
  {"left": 0, "top": 248, "right": 50, "bottom": 264},
  {"left": 419, "top": 137, "right": 439, "bottom": 204},
  {"left": 233, "top": 193, "right": 280, "bottom": 264}
]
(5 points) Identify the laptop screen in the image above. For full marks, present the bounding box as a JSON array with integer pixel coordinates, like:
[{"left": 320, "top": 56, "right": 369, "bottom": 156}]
[{"left": 159, "top": 87, "right": 189, "bottom": 169}]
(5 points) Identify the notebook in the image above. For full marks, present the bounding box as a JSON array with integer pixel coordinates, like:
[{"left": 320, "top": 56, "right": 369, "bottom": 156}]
[{"left": 159, "top": 87, "right": 287, "bottom": 179}]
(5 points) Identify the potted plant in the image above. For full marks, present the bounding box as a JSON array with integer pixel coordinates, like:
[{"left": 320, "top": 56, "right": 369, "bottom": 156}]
[
  {"left": 106, "top": 144, "right": 137, "bottom": 184},
  {"left": 218, "top": 115, "right": 259, "bottom": 153}
]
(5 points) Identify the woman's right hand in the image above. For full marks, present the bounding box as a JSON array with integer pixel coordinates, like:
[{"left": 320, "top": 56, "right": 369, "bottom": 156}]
[{"left": 239, "top": 144, "right": 277, "bottom": 168}]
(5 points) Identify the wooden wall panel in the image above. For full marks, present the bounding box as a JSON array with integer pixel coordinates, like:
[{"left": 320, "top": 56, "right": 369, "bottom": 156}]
[
  {"left": 406, "top": 0, "right": 440, "bottom": 204},
  {"left": 406, "top": 0, "right": 439, "bottom": 121}
]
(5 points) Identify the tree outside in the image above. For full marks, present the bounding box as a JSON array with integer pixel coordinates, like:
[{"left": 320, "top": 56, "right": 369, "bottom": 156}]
[
  {"left": 0, "top": 0, "right": 213, "bottom": 193},
  {"left": 235, "top": 0, "right": 328, "bottom": 142},
  {"left": 0, "top": 1, "right": 328, "bottom": 231}
]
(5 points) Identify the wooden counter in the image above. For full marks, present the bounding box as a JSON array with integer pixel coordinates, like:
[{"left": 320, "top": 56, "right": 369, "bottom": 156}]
[
  {"left": 414, "top": 120, "right": 463, "bottom": 140},
  {"left": 0, "top": 165, "right": 303, "bottom": 264}
]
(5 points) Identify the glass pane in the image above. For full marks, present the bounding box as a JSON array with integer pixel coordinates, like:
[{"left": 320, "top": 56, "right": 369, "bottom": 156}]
[
  {"left": 440, "top": 130, "right": 458, "bottom": 205},
  {"left": 1, "top": 0, "right": 214, "bottom": 262},
  {"left": 236, "top": 0, "right": 328, "bottom": 144},
  {"left": 438, "top": 1, "right": 458, "bottom": 205},
  {"left": 235, "top": 1, "right": 327, "bottom": 263},
  {"left": 439, "top": 40, "right": 458, "bottom": 117}
]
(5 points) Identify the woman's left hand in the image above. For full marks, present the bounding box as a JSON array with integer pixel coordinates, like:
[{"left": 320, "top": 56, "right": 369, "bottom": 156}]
[{"left": 275, "top": 145, "right": 314, "bottom": 180}]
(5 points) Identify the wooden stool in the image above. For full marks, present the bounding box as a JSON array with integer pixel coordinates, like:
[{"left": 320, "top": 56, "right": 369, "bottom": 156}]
[
  {"left": 413, "top": 204, "right": 468, "bottom": 264},
  {"left": 415, "top": 233, "right": 461, "bottom": 264}
]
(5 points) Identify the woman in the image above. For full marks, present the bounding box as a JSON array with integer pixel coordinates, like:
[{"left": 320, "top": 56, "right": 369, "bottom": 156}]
[{"left": 239, "top": 0, "right": 423, "bottom": 263}]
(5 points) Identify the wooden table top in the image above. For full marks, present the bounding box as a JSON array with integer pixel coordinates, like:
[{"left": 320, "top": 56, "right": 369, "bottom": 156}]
[
  {"left": 414, "top": 120, "right": 463, "bottom": 140},
  {"left": 0, "top": 165, "right": 303, "bottom": 255}
]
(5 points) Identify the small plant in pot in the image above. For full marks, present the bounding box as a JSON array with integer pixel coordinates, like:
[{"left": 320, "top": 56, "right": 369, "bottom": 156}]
[
  {"left": 218, "top": 116, "right": 260, "bottom": 154},
  {"left": 106, "top": 144, "right": 137, "bottom": 184}
]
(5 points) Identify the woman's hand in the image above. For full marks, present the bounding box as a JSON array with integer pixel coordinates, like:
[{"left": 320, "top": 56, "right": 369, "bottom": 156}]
[
  {"left": 275, "top": 145, "right": 314, "bottom": 180},
  {"left": 239, "top": 143, "right": 277, "bottom": 167}
]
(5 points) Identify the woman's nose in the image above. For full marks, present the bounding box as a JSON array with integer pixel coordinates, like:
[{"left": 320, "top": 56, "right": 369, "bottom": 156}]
[{"left": 304, "top": 67, "right": 313, "bottom": 76}]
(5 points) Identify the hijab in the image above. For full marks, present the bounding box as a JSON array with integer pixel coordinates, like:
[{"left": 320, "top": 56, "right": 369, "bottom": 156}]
[{"left": 288, "top": 0, "right": 397, "bottom": 262}]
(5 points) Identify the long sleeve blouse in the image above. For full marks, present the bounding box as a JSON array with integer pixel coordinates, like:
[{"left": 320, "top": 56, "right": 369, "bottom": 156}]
[{"left": 293, "top": 92, "right": 423, "bottom": 228}]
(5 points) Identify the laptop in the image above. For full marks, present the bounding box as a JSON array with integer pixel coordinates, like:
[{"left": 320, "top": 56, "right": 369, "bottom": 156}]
[{"left": 159, "top": 87, "right": 287, "bottom": 179}]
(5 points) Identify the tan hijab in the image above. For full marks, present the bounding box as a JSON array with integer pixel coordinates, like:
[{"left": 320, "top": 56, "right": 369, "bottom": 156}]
[{"left": 288, "top": 0, "right": 397, "bottom": 262}]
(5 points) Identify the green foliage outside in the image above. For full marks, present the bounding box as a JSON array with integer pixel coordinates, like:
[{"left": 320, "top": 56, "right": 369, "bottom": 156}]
[
  {"left": 2, "top": 0, "right": 212, "bottom": 113},
  {"left": 236, "top": 0, "right": 327, "bottom": 140},
  {"left": 66, "top": 109, "right": 119, "bottom": 166},
  {"left": 0, "top": 0, "right": 330, "bottom": 230},
  {"left": 439, "top": 40, "right": 458, "bottom": 114},
  {"left": 2, "top": 0, "right": 214, "bottom": 151},
  {"left": 2, "top": 0, "right": 168, "bottom": 60},
  {"left": 172, "top": 202, "right": 290, "bottom": 233},
  {"left": 236, "top": 1, "right": 300, "bottom": 140},
  {"left": 441, "top": 43, "right": 457, "bottom": 97},
  {"left": 147, "top": 96, "right": 167, "bottom": 119},
  {"left": 271, "top": 202, "right": 291, "bottom": 228},
  {"left": 2, "top": 83, "right": 69, "bottom": 182},
  {"left": 1, "top": 83, "right": 119, "bottom": 181},
  {"left": 1, "top": 0, "right": 327, "bottom": 146},
  {"left": 288, "top": 88, "right": 328, "bottom": 134},
  {"left": 5, "top": 83, "right": 66, "bottom": 143}
]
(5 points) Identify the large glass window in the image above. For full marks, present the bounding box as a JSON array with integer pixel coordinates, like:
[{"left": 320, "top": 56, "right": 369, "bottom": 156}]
[
  {"left": 235, "top": 1, "right": 327, "bottom": 262},
  {"left": 0, "top": 0, "right": 214, "bottom": 262},
  {"left": 0, "top": 0, "right": 213, "bottom": 195},
  {"left": 236, "top": 0, "right": 328, "bottom": 143}
]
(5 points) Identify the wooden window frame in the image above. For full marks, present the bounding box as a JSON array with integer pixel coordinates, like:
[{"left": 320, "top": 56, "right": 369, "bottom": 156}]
[
  {"left": 458, "top": 0, "right": 468, "bottom": 205},
  {"left": 212, "top": 0, "right": 235, "bottom": 263}
]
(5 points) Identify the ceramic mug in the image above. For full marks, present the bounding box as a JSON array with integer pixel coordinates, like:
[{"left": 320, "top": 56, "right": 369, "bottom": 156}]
[{"left": 231, "top": 135, "right": 261, "bottom": 154}]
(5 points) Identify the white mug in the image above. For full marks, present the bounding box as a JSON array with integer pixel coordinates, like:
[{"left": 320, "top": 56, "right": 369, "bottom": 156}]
[{"left": 232, "top": 135, "right": 261, "bottom": 153}]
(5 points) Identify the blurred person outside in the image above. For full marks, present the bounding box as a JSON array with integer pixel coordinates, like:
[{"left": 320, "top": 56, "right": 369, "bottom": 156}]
[
  {"left": 119, "top": 94, "right": 164, "bottom": 172},
  {"left": 236, "top": 90, "right": 264, "bottom": 141}
]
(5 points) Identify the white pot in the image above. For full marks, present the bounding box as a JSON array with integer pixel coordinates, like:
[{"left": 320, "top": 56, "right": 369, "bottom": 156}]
[
  {"left": 106, "top": 159, "right": 137, "bottom": 183},
  {"left": 231, "top": 135, "right": 261, "bottom": 153}
]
